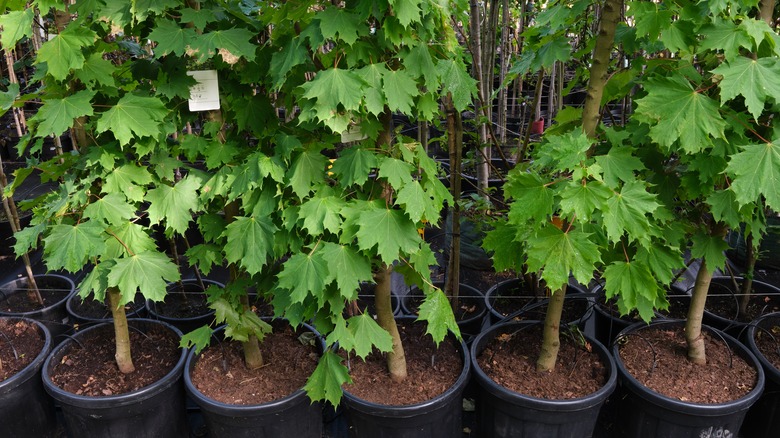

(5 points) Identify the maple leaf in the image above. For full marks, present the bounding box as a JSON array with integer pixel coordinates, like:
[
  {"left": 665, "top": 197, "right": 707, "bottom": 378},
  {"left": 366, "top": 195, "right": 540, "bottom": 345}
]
[
  {"left": 104, "top": 222, "right": 157, "bottom": 259},
  {"left": 78, "top": 262, "right": 112, "bottom": 302},
  {"left": 301, "top": 68, "right": 364, "bottom": 113},
  {"left": 96, "top": 94, "right": 168, "bottom": 145},
  {"left": 107, "top": 251, "right": 181, "bottom": 304},
  {"left": 317, "top": 7, "right": 362, "bottom": 45},
  {"left": 377, "top": 156, "right": 414, "bottom": 190},
  {"left": 148, "top": 19, "right": 196, "bottom": 57},
  {"left": 417, "top": 288, "right": 460, "bottom": 343},
  {"left": 603, "top": 260, "right": 662, "bottom": 322},
  {"left": 635, "top": 244, "right": 685, "bottom": 286},
  {"left": 504, "top": 171, "right": 554, "bottom": 224},
  {"left": 299, "top": 192, "right": 345, "bottom": 235},
  {"left": 0, "top": 83, "right": 18, "bottom": 118},
  {"left": 482, "top": 219, "right": 524, "bottom": 272},
  {"left": 594, "top": 146, "right": 645, "bottom": 188},
  {"left": 0, "top": 9, "right": 33, "bottom": 50},
  {"left": 382, "top": 69, "right": 418, "bottom": 114},
  {"left": 271, "top": 38, "right": 307, "bottom": 90},
  {"left": 712, "top": 56, "right": 780, "bottom": 121},
  {"left": 691, "top": 231, "right": 729, "bottom": 272},
  {"left": 389, "top": 0, "right": 422, "bottom": 26},
  {"left": 222, "top": 216, "right": 277, "bottom": 275},
  {"left": 356, "top": 203, "right": 421, "bottom": 264},
  {"left": 396, "top": 180, "right": 435, "bottom": 223},
  {"left": 187, "top": 28, "right": 257, "bottom": 62},
  {"left": 436, "top": 59, "right": 477, "bottom": 112},
  {"left": 277, "top": 251, "right": 328, "bottom": 304},
  {"left": 179, "top": 326, "right": 214, "bottom": 354},
  {"left": 104, "top": 164, "right": 153, "bottom": 202},
  {"left": 727, "top": 140, "right": 780, "bottom": 210},
  {"left": 74, "top": 53, "right": 117, "bottom": 87},
  {"left": 32, "top": 90, "right": 95, "bottom": 137},
  {"left": 699, "top": 20, "right": 751, "bottom": 61},
  {"left": 603, "top": 180, "right": 661, "bottom": 242},
  {"left": 402, "top": 43, "right": 439, "bottom": 87},
  {"left": 330, "top": 147, "right": 377, "bottom": 187},
  {"left": 347, "top": 313, "right": 394, "bottom": 358},
  {"left": 43, "top": 222, "right": 106, "bottom": 272},
  {"left": 526, "top": 226, "right": 600, "bottom": 291},
  {"left": 304, "top": 350, "right": 351, "bottom": 407},
  {"left": 146, "top": 176, "right": 201, "bottom": 234},
  {"left": 536, "top": 131, "right": 591, "bottom": 171},
  {"left": 627, "top": 1, "right": 672, "bottom": 40},
  {"left": 36, "top": 26, "right": 97, "bottom": 81},
  {"left": 635, "top": 74, "right": 726, "bottom": 154},
  {"left": 559, "top": 180, "right": 612, "bottom": 222},
  {"left": 184, "top": 244, "right": 221, "bottom": 276},
  {"left": 286, "top": 149, "right": 327, "bottom": 197},
  {"left": 355, "top": 64, "right": 389, "bottom": 116},
  {"left": 83, "top": 193, "right": 136, "bottom": 226},
  {"left": 320, "top": 242, "right": 373, "bottom": 293}
]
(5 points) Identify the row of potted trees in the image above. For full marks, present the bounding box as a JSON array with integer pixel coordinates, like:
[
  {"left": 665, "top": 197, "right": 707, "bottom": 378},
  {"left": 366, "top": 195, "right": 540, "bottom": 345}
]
[{"left": 1, "top": 0, "right": 780, "bottom": 437}]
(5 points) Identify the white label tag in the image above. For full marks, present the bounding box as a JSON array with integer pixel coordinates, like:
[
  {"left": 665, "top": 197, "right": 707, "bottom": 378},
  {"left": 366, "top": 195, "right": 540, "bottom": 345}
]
[{"left": 187, "top": 70, "right": 220, "bottom": 112}]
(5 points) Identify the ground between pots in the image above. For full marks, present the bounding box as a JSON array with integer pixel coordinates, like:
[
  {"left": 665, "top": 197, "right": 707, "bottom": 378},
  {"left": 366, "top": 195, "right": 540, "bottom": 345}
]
[
  {"left": 0, "top": 318, "right": 43, "bottom": 381},
  {"left": 190, "top": 320, "right": 319, "bottom": 405},
  {"left": 49, "top": 323, "right": 180, "bottom": 396},
  {"left": 477, "top": 325, "right": 607, "bottom": 399},
  {"left": 343, "top": 320, "right": 462, "bottom": 405},
  {"left": 618, "top": 325, "right": 757, "bottom": 404}
]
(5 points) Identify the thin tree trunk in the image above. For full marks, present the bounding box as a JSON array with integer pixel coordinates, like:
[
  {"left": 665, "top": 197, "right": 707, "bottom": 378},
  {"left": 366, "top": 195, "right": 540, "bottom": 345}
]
[
  {"left": 108, "top": 287, "right": 135, "bottom": 373},
  {"left": 582, "top": 0, "right": 623, "bottom": 140},
  {"left": 686, "top": 259, "right": 712, "bottom": 365},
  {"left": 760, "top": 0, "right": 776, "bottom": 26},
  {"left": 738, "top": 233, "right": 755, "bottom": 317},
  {"left": 536, "top": 285, "right": 566, "bottom": 372},
  {"left": 444, "top": 95, "right": 463, "bottom": 307}
]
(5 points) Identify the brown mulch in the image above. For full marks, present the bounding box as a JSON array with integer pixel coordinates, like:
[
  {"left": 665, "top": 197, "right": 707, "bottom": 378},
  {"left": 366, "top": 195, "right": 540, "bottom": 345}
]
[
  {"left": 189, "top": 321, "right": 319, "bottom": 405},
  {"left": 618, "top": 325, "right": 758, "bottom": 404},
  {"left": 343, "top": 320, "right": 463, "bottom": 406},
  {"left": 0, "top": 318, "right": 45, "bottom": 382},
  {"left": 704, "top": 283, "right": 780, "bottom": 324},
  {"left": 476, "top": 325, "right": 608, "bottom": 399},
  {"left": 49, "top": 322, "right": 181, "bottom": 396}
]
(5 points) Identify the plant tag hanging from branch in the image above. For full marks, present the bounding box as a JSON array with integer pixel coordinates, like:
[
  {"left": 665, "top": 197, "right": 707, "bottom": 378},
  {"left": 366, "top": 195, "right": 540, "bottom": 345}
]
[{"left": 187, "top": 70, "right": 220, "bottom": 112}]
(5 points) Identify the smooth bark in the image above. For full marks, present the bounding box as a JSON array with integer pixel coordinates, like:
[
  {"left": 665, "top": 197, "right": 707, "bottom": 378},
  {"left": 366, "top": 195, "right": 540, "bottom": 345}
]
[
  {"left": 108, "top": 287, "right": 135, "bottom": 374},
  {"left": 686, "top": 259, "right": 712, "bottom": 365},
  {"left": 375, "top": 264, "right": 406, "bottom": 382},
  {"left": 536, "top": 285, "right": 567, "bottom": 372}
]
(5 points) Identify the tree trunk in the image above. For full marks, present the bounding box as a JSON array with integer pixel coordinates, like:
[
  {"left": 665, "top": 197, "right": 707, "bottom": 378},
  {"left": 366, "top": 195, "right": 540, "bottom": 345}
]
[
  {"left": 444, "top": 95, "right": 463, "bottom": 307},
  {"left": 738, "top": 233, "right": 755, "bottom": 317},
  {"left": 536, "top": 285, "right": 567, "bottom": 372},
  {"left": 375, "top": 264, "right": 406, "bottom": 382},
  {"left": 108, "top": 287, "right": 135, "bottom": 374},
  {"left": 582, "top": 0, "right": 623, "bottom": 140},
  {"left": 686, "top": 259, "right": 712, "bottom": 365},
  {"left": 760, "top": 0, "right": 776, "bottom": 26}
]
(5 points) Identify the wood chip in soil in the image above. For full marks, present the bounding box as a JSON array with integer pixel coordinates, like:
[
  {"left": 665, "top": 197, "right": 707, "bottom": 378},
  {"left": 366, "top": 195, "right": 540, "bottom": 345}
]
[
  {"left": 477, "top": 325, "right": 607, "bottom": 399},
  {"left": 189, "top": 321, "right": 319, "bottom": 405},
  {"left": 49, "top": 323, "right": 180, "bottom": 396},
  {"left": 752, "top": 315, "right": 780, "bottom": 370},
  {"left": 618, "top": 325, "right": 757, "bottom": 404},
  {"left": 344, "top": 321, "right": 462, "bottom": 406},
  {"left": 0, "top": 319, "right": 44, "bottom": 382}
]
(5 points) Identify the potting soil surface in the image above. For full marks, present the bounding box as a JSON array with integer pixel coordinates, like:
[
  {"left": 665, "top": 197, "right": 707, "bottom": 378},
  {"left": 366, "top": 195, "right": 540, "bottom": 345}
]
[{"left": 0, "top": 318, "right": 44, "bottom": 382}]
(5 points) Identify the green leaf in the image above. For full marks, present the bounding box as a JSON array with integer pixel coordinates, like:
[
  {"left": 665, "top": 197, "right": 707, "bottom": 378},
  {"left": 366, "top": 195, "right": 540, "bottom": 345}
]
[
  {"left": 346, "top": 313, "right": 394, "bottom": 358},
  {"left": 148, "top": 19, "right": 196, "bottom": 57},
  {"left": 707, "top": 190, "right": 742, "bottom": 228},
  {"left": 78, "top": 262, "right": 112, "bottom": 301},
  {"left": 594, "top": 146, "right": 645, "bottom": 188},
  {"left": 36, "top": 26, "right": 97, "bottom": 81},
  {"left": 526, "top": 226, "right": 600, "bottom": 290},
  {"left": 536, "top": 131, "right": 591, "bottom": 171},
  {"left": 96, "top": 94, "right": 168, "bottom": 145},
  {"left": 699, "top": 20, "right": 751, "bottom": 61},
  {"left": 32, "top": 90, "right": 95, "bottom": 137},
  {"left": 222, "top": 216, "right": 277, "bottom": 275},
  {"left": 331, "top": 147, "right": 377, "bottom": 186},
  {"left": 627, "top": 1, "right": 672, "bottom": 40},
  {"left": 356, "top": 204, "right": 420, "bottom": 264},
  {"left": 83, "top": 193, "right": 136, "bottom": 226},
  {"left": 74, "top": 53, "right": 117, "bottom": 87},
  {"left": 187, "top": 28, "right": 257, "bottom": 62},
  {"left": 299, "top": 193, "right": 345, "bottom": 235},
  {"left": 179, "top": 325, "right": 214, "bottom": 354},
  {"left": 482, "top": 219, "right": 524, "bottom": 272},
  {"left": 104, "top": 222, "right": 157, "bottom": 259},
  {"left": 43, "top": 222, "right": 106, "bottom": 272},
  {"left": 317, "top": 7, "right": 362, "bottom": 45},
  {"left": 377, "top": 156, "right": 413, "bottom": 190},
  {"left": 740, "top": 18, "right": 774, "bottom": 49},
  {"left": 107, "top": 251, "right": 181, "bottom": 303},
  {"left": 635, "top": 75, "right": 726, "bottom": 153},
  {"left": 270, "top": 38, "right": 307, "bottom": 90},
  {"left": 635, "top": 244, "right": 685, "bottom": 286},
  {"left": 531, "top": 37, "right": 571, "bottom": 71},
  {"left": 727, "top": 141, "right": 780, "bottom": 210},
  {"left": 559, "top": 180, "right": 612, "bottom": 222},
  {"left": 403, "top": 43, "right": 438, "bottom": 87},
  {"left": 277, "top": 251, "right": 328, "bottom": 304},
  {"left": 104, "top": 164, "right": 153, "bottom": 202},
  {"left": 603, "top": 260, "right": 662, "bottom": 322},
  {"left": 691, "top": 231, "right": 729, "bottom": 272},
  {"left": 389, "top": 0, "right": 421, "bottom": 26},
  {"left": 146, "top": 176, "right": 200, "bottom": 234},
  {"left": 320, "top": 242, "right": 373, "bottom": 293},
  {"left": 304, "top": 350, "right": 351, "bottom": 407},
  {"left": 184, "top": 244, "right": 221, "bottom": 276},
  {"left": 301, "top": 68, "right": 364, "bottom": 113},
  {"left": 355, "top": 64, "right": 388, "bottom": 116},
  {"left": 396, "top": 180, "right": 434, "bottom": 223},
  {"left": 603, "top": 181, "right": 661, "bottom": 242},
  {"left": 504, "top": 171, "right": 554, "bottom": 224},
  {"left": 417, "top": 288, "right": 459, "bottom": 343},
  {"left": 0, "top": 9, "right": 33, "bottom": 49},
  {"left": 287, "top": 149, "right": 327, "bottom": 197},
  {"left": 712, "top": 57, "right": 780, "bottom": 121},
  {"left": 382, "top": 69, "right": 418, "bottom": 114},
  {"left": 436, "top": 59, "right": 477, "bottom": 112},
  {"left": 0, "top": 83, "right": 19, "bottom": 117}
]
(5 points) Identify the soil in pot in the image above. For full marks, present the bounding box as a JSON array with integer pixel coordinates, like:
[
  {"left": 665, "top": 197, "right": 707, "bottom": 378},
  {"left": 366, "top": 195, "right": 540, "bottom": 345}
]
[
  {"left": 47, "top": 322, "right": 181, "bottom": 396},
  {"left": 0, "top": 318, "right": 45, "bottom": 381},
  {"left": 189, "top": 319, "right": 319, "bottom": 405},
  {"left": 0, "top": 276, "right": 72, "bottom": 314},
  {"left": 68, "top": 293, "right": 146, "bottom": 322},
  {"left": 152, "top": 281, "right": 213, "bottom": 319},
  {"left": 401, "top": 283, "right": 485, "bottom": 326},
  {"left": 617, "top": 325, "right": 758, "bottom": 403},
  {"left": 702, "top": 277, "right": 780, "bottom": 328},
  {"left": 476, "top": 324, "right": 608, "bottom": 399},
  {"left": 344, "top": 319, "right": 462, "bottom": 405}
]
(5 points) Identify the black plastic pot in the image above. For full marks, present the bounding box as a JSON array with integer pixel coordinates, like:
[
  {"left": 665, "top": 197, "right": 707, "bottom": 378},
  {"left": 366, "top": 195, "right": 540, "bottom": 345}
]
[
  {"left": 145, "top": 279, "right": 223, "bottom": 335},
  {"left": 486, "top": 279, "right": 592, "bottom": 328},
  {"left": 42, "top": 319, "right": 189, "bottom": 438},
  {"left": 342, "top": 316, "right": 471, "bottom": 438},
  {"left": 67, "top": 292, "right": 147, "bottom": 324},
  {"left": 470, "top": 321, "right": 616, "bottom": 437},
  {"left": 742, "top": 312, "right": 780, "bottom": 438},
  {"left": 0, "top": 317, "right": 58, "bottom": 437},
  {"left": 613, "top": 321, "right": 765, "bottom": 438},
  {"left": 399, "top": 282, "right": 487, "bottom": 339},
  {"left": 0, "top": 274, "right": 76, "bottom": 344},
  {"left": 591, "top": 283, "right": 648, "bottom": 348},
  {"left": 184, "top": 319, "right": 323, "bottom": 438},
  {"left": 461, "top": 157, "right": 514, "bottom": 196}
]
